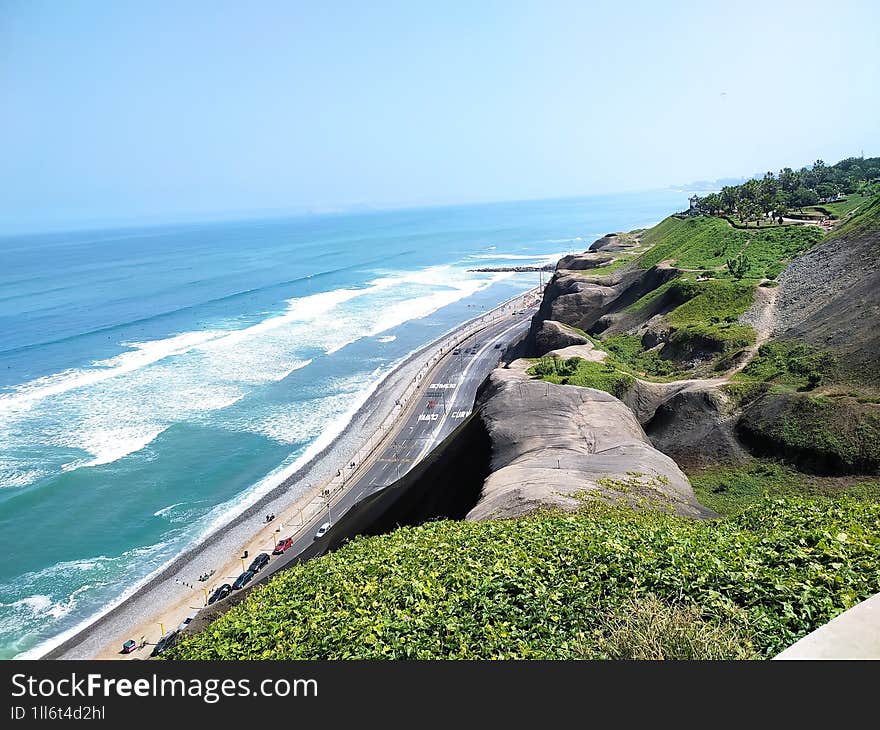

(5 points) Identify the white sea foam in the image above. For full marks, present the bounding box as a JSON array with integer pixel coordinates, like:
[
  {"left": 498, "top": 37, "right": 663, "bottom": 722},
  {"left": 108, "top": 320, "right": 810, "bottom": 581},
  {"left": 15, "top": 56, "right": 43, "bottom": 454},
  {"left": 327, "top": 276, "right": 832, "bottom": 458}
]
[
  {"left": 4, "top": 541, "right": 175, "bottom": 659},
  {"left": 1, "top": 262, "right": 505, "bottom": 486},
  {"left": 153, "top": 502, "right": 186, "bottom": 518},
  {"left": 376, "top": 335, "right": 396, "bottom": 343},
  {"left": 468, "top": 251, "right": 566, "bottom": 266},
  {"left": 10, "top": 277, "right": 531, "bottom": 660}
]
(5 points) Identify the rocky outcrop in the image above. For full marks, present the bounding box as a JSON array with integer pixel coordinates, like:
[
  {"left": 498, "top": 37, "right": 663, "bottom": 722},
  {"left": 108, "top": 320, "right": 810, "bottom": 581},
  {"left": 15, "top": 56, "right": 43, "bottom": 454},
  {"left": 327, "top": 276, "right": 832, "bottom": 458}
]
[
  {"left": 469, "top": 264, "right": 555, "bottom": 273},
  {"left": 529, "top": 263, "right": 679, "bottom": 340},
  {"left": 465, "top": 362, "right": 715, "bottom": 521},
  {"left": 555, "top": 252, "right": 614, "bottom": 270},
  {"left": 737, "top": 391, "right": 880, "bottom": 474},
  {"left": 588, "top": 232, "right": 639, "bottom": 253},
  {"left": 546, "top": 343, "right": 607, "bottom": 362},
  {"left": 533, "top": 320, "right": 589, "bottom": 356},
  {"left": 645, "top": 387, "right": 749, "bottom": 468}
]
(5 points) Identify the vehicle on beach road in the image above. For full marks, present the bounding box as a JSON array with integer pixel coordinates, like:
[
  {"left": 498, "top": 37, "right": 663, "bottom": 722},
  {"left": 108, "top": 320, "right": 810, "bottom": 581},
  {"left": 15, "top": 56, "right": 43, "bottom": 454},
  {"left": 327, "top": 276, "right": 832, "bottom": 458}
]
[
  {"left": 248, "top": 552, "right": 270, "bottom": 573},
  {"left": 177, "top": 610, "right": 199, "bottom": 632},
  {"left": 121, "top": 639, "right": 138, "bottom": 654},
  {"left": 232, "top": 570, "right": 255, "bottom": 590},
  {"left": 208, "top": 583, "right": 232, "bottom": 604},
  {"left": 273, "top": 537, "right": 293, "bottom": 555},
  {"left": 314, "top": 522, "right": 331, "bottom": 540},
  {"left": 150, "top": 630, "right": 180, "bottom": 658}
]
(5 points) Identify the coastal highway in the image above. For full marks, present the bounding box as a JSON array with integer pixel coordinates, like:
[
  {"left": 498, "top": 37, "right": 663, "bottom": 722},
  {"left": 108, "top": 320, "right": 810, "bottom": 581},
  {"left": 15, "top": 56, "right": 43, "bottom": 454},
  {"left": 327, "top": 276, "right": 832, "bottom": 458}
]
[
  {"left": 66, "top": 291, "right": 539, "bottom": 659},
  {"left": 256, "top": 300, "right": 538, "bottom": 583}
]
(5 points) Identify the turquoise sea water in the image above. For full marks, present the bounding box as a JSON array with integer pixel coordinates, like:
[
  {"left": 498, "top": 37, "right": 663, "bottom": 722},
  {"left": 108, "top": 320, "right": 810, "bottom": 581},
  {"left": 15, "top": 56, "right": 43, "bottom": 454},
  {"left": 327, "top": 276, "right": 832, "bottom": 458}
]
[{"left": 0, "top": 191, "right": 686, "bottom": 658}]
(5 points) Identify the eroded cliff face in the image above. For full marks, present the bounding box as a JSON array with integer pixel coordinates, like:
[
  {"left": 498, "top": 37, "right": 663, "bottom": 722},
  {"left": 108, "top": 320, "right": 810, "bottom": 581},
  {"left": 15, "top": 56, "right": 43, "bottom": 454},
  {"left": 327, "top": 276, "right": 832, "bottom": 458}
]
[
  {"left": 465, "top": 361, "right": 715, "bottom": 521},
  {"left": 528, "top": 259, "right": 678, "bottom": 341}
]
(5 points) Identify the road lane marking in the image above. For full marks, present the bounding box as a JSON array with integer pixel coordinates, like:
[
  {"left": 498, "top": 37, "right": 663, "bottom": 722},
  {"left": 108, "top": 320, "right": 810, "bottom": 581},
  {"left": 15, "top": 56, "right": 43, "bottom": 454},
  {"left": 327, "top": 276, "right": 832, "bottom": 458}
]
[{"left": 415, "top": 317, "right": 529, "bottom": 462}]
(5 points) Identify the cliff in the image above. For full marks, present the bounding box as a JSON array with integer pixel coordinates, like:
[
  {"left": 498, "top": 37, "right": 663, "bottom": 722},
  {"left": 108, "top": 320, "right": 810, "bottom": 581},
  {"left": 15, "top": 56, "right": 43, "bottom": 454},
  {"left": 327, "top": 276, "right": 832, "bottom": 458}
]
[{"left": 465, "top": 360, "right": 714, "bottom": 521}]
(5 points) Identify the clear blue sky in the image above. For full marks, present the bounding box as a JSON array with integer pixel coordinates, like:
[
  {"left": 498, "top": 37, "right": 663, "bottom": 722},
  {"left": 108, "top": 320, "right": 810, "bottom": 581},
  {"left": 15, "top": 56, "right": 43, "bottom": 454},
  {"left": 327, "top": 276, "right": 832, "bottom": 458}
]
[{"left": 2, "top": 0, "right": 878, "bottom": 232}]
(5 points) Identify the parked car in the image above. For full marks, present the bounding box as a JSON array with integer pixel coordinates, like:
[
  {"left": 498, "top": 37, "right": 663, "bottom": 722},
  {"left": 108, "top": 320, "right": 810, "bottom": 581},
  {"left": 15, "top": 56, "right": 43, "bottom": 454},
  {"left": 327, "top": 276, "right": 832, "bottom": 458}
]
[
  {"left": 177, "top": 610, "right": 199, "bottom": 632},
  {"left": 249, "top": 552, "right": 270, "bottom": 573},
  {"left": 121, "top": 639, "right": 138, "bottom": 654},
  {"left": 208, "top": 583, "right": 232, "bottom": 604},
  {"left": 232, "top": 570, "right": 255, "bottom": 590},
  {"left": 150, "top": 630, "right": 180, "bottom": 657},
  {"left": 314, "top": 522, "right": 331, "bottom": 540},
  {"left": 272, "top": 537, "right": 293, "bottom": 555}
]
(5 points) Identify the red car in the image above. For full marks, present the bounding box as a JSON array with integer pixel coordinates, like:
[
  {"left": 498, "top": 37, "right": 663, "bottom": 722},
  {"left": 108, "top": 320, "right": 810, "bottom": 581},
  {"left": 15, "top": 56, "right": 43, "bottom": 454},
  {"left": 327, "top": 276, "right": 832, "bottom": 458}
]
[{"left": 272, "top": 536, "right": 293, "bottom": 555}]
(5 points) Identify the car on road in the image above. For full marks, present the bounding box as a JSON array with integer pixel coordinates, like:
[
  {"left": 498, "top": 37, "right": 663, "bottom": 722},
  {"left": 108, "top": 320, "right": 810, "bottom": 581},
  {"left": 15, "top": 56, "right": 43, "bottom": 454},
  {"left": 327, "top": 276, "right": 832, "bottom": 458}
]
[
  {"left": 494, "top": 343, "right": 501, "bottom": 349},
  {"left": 232, "top": 569, "right": 255, "bottom": 590},
  {"left": 121, "top": 639, "right": 138, "bottom": 654},
  {"left": 177, "top": 610, "right": 199, "bottom": 632},
  {"left": 208, "top": 583, "right": 232, "bottom": 604},
  {"left": 272, "top": 537, "right": 293, "bottom": 555},
  {"left": 314, "top": 522, "right": 332, "bottom": 540},
  {"left": 248, "top": 552, "right": 270, "bottom": 573},
  {"left": 150, "top": 630, "right": 180, "bottom": 657}
]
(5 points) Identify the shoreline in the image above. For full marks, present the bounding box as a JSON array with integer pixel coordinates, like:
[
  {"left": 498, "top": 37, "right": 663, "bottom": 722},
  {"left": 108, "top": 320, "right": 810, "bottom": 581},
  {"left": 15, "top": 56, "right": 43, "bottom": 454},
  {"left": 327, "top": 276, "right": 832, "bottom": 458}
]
[{"left": 38, "top": 284, "right": 539, "bottom": 660}]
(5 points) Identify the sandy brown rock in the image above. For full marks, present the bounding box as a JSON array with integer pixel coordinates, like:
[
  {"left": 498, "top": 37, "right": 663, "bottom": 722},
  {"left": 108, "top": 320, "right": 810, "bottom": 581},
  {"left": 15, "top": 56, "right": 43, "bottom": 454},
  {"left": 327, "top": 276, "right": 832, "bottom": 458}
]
[
  {"left": 466, "top": 364, "right": 715, "bottom": 521},
  {"left": 546, "top": 342, "right": 607, "bottom": 362},
  {"left": 533, "top": 319, "right": 589, "bottom": 356}
]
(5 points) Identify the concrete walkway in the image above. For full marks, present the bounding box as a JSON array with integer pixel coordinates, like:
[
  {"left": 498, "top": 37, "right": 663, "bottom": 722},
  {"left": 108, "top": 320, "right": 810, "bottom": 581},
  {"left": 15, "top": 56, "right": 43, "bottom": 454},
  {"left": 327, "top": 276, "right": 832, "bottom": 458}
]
[{"left": 775, "top": 593, "right": 880, "bottom": 659}]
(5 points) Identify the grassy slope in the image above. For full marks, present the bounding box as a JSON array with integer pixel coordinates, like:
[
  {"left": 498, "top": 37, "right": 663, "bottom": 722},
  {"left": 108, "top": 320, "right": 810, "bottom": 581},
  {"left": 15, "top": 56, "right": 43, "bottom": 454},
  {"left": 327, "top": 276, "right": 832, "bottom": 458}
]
[
  {"left": 690, "top": 459, "right": 880, "bottom": 516},
  {"left": 169, "top": 496, "right": 880, "bottom": 660},
  {"left": 637, "top": 215, "right": 823, "bottom": 278},
  {"left": 826, "top": 192, "right": 880, "bottom": 239},
  {"left": 807, "top": 193, "right": 873, "bottom": 220},
  {"left": 727, "top": 196, "right": 880, "bottom": 473}
]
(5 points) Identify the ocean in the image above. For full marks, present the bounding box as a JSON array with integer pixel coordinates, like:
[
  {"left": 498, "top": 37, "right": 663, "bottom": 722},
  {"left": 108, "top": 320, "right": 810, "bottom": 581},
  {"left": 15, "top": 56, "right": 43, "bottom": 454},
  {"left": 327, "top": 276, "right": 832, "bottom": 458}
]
[{"left": 0, "top": 190, "right": 685, "bottom": 658}]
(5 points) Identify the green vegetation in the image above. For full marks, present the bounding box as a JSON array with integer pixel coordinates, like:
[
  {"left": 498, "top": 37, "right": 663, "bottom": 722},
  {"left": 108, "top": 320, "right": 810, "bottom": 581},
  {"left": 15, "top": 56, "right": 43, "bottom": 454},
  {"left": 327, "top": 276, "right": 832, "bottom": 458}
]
[
  {"left": 636, "top": 215, "right": 822, "bottom": 278},
  {"left": 808, "top": 193, "right": 872, "bottom": 220},
  {"left": 638, "top": 216, "right": 746, "bottom": 270},
  {"left": 570, "top": 255, "right": 635, "bottom": 277},
  {"left": 738, "top": 392, "right": 880, "bottom": 474},
  {"left": 624, "top": 277, "right": 680, "bottom": 313},
  {"left": 662, "top": 279, "right": 756, "bottom": 356},
  {"left": 690, "top": 459, "right": 880, "bottom": 516},
  {"left": 528, "top": 357, "right": 634, "bottom": 398},
  {"left": 576, "top": 595, "right": 758, "bottom": 660},
  {"left": 168, "top": 496, "right": 880, "bottom": 660},
  {"left": 736, "top": 339, "right": 838, "bottom": 390},
  {"left": 695, "top": 156, "right": 880, "bottom": 223},
  {"left": 827, "top": 192, "right": 880, "bottom": 240},
  {"left": 602, "top": 333, "right": 678, "bottom": 377}
]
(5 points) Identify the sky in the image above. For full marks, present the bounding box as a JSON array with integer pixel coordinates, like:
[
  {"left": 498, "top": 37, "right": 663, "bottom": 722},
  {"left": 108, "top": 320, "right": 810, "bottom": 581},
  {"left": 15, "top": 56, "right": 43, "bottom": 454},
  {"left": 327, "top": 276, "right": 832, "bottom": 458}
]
[{"left": 1, "top": 0, "right": 879, "bottom": 232}]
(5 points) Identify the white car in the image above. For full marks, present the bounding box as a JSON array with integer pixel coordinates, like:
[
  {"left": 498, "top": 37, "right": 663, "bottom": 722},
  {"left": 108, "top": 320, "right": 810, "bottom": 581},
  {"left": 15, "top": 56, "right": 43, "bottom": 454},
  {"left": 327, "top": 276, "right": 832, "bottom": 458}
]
[{"left": 314, "top": 522, "right": 332, "bottom": 540}]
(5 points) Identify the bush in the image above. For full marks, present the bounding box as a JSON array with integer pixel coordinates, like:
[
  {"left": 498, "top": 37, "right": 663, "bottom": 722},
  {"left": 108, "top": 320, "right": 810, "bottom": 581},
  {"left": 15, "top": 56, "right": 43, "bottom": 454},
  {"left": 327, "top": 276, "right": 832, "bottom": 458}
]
[
  {"left": 167, "top": 496, "right": 880, "bottom": 660},
  {"left": 528, "top": 358, "right": 634, "bottom": 399}
]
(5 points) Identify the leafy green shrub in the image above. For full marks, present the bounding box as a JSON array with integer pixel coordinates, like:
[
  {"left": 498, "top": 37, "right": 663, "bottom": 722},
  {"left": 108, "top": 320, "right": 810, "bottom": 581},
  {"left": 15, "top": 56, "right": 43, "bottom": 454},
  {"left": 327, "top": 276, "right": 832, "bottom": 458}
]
[
  {"left": 528, "top": 358, "right": 634, "bottom": 398},
  {"left": 167, "top": 496, "right": 880, "bottom": 660}
]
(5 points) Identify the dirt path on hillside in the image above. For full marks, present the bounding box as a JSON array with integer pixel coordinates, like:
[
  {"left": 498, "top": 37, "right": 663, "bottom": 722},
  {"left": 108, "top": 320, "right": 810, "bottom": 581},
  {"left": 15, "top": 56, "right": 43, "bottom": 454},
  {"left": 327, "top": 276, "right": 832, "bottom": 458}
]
[{"left": 617, "top": 279, "right": 780, "bottom": 419}]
